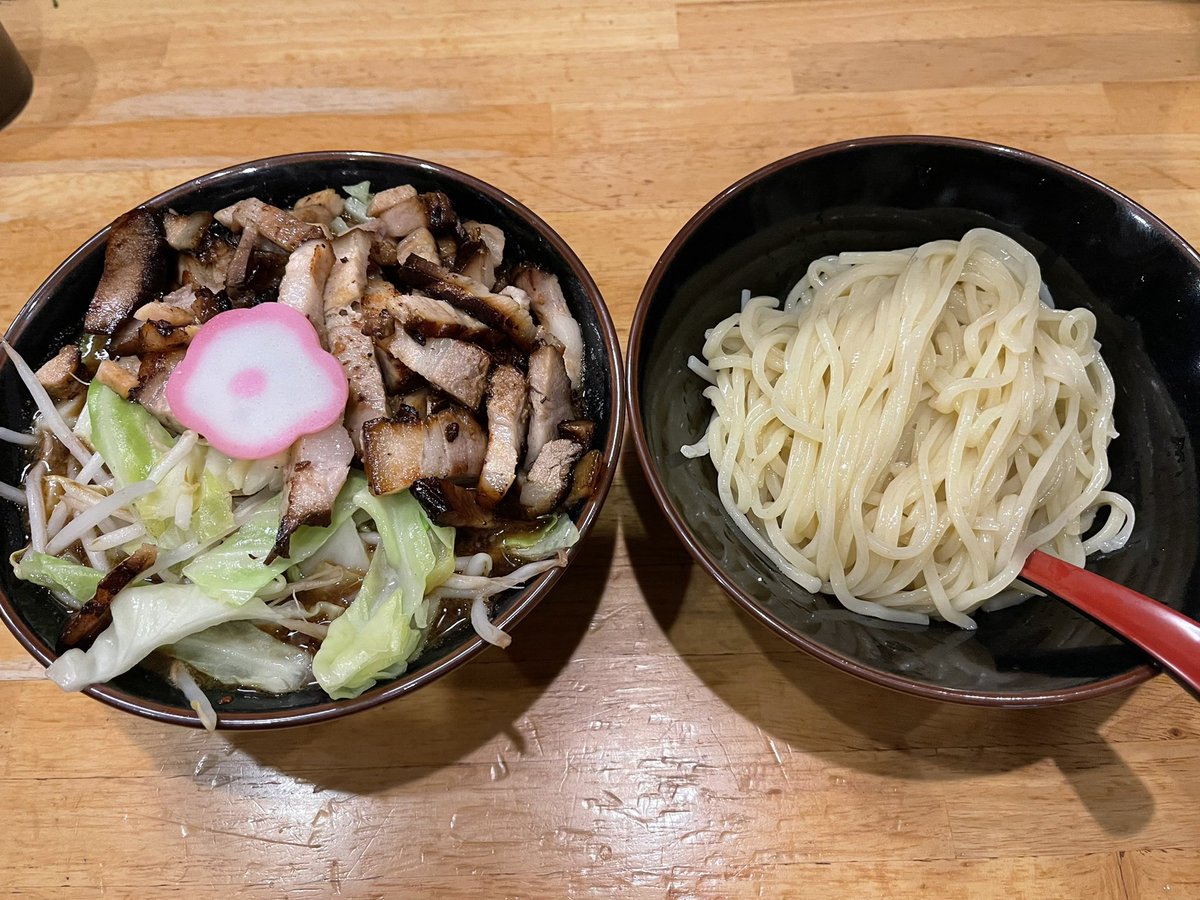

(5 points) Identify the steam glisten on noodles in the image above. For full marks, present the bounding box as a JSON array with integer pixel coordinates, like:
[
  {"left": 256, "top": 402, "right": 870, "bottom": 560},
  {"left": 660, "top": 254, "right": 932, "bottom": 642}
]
[{"left": 683, "top": 228, "right": 1134, "bottom": 628}]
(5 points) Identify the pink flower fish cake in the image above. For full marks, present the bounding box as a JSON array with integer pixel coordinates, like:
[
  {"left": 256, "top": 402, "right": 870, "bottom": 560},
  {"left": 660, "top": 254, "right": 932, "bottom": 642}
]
[{"left": 165, "top": 304, "right": 349, "bottom": 459}]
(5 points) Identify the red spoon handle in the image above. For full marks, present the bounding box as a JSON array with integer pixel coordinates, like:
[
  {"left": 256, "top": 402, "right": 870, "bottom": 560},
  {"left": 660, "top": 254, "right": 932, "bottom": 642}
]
[{"left": 1021, "top": 549, "right": 1200, "bottom": 700}]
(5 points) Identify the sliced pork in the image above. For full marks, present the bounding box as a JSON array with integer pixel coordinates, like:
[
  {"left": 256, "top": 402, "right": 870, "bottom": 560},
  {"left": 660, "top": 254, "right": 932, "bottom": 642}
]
[
  {"left": 395, "top": 256, "right": 538, "bottom": 350},
  {"left": 291, "top": 188, "right": 344, "bottom": 228},
  {"left": 478, "top": 365, "right": 529, "bottom": 506},
  {"left": 95, "top": 357, "right": 140, "bottom": 399},
  {"left": 376, "top": 191, "right": 458, "bottom": 239},
  {"left": 324, "top": 230, "right": 387, "bottom": 452},
  {"left": 59, "top": 545, "right": 158, "bottom": 652},
  {"left": 525, "top": 343, "right": 574, "bottom": 467},
  {"left": 84, "top": 207, "right": 169, "bottom": 334},
  {"left": 512, "top": 265, "right": 584, "bottom": 389},
  {"left": 224, "top": 224, "right": 259, "bottom": 301},
  {"left": 178, "top": 229, "right": 236, "bottom": 293},
  {"left": 411, "top": 478, "right": 496, "bottom": 528},
  {"left": 565, "top": 449, "right": 603, "bottom": 508},
  {"left": 362, "top": 408, "right": 486, "bottom": 495},
  {"left": 395, "top": 227, "right": 441, "bottom": 266},
  {"left": 215, "top": 197, "right": 325, "bottom": 251},
  {"left": 35, "top": 345, "right": 82, "bottom": 402},
  {"left": 385, "top": 330, "right": 491, "bottom": 410},
  {"left": 278, "top": 239, "right": 334, "bottom": 340},
  {"left": 456, "top": 221, "right": 505, "bottom": 289},
  {"left": 367, "top": 184, "right": 417, "bottom": 217},
  {"left": 272, "top": 237, "right": 350, "bottom": 560},
  {"left": 368, "top": 277, "right": 494, "bottom": 343},
  {"left": 519, "top": 439, "right": 584, "bottom": 517},
  {"left": 130, "top": 350, "right": 185, "bottom": 431},
  {"left": 163, "top": 210, "right": 213, "bottom": 252},
  {"left": 557, "top": 419, "right": 595, "bottom": 447},
  {"left": 134, "top": 292, "right": 198, "bottom": 327},
  {"left": 272, "top": 423, "right": 355, "bottom": 560}
]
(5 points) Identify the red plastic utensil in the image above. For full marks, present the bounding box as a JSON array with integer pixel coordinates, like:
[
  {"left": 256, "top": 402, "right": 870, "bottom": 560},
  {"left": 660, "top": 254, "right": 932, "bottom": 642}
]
[{"left": 1021, "top": 549, "right": 1200, "bottom": 699}]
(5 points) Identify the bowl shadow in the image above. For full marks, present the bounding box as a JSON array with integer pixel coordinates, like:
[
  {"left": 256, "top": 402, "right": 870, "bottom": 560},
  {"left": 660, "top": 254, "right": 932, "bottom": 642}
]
[
  {"left": 217, "top": 516, "right": 616, "bottom": 794},
  {"left": 624, "top": 454, "right": 1155, "bottom": 838}
]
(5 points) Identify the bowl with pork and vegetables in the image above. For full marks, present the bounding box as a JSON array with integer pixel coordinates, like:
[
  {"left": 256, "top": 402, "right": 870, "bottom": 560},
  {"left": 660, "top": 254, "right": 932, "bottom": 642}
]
[{"left": 0, "top": 151, "right": 623, "bottom": 729}]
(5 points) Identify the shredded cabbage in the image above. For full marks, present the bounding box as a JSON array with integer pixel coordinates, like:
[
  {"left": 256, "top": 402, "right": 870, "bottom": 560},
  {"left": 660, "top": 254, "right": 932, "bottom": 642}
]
[
  {"left": 87, "top": 382, "right": 236, "bottom": 549},
  {"left": 182, "top": 471, "right": 367, "bottom": 604},
  {"left": 169, "top": 622, "right": 313, "bottom": 694},
  {"left": 300, "top": 516, "right": 370, "bottom": 575},
  {"left": 86, "top": 380, "right": 172, "bottom": 486},
  {"left": 341, "top": 181, "right": 374, "bottom": 224},
  {"left": 312, "top": 484, "right": 453, "bottom": 699},
  {"left": 46, "top": 586, "right": 289, "bottom": 691},
  {"left": 10, "top": 550, "right": 105, "bottom": 604},
  {"left": 503, "top": 515, "right": 580, "bottom": 561}
]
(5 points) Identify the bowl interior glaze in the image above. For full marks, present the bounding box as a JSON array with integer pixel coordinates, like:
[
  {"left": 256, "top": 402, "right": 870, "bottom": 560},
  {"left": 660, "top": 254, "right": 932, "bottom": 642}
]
[
  {"left": 632, "top": 136, "right": 1200, "bottom": 705},
  {"left": 0, "top": 152, "right": 623, "bottom": 727}
]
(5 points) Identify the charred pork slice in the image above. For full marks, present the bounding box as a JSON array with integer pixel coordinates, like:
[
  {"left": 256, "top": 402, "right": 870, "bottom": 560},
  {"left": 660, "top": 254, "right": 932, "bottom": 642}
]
[
  {"left": 367, "top": 184, "right": 417, "bottom": 217},
  {"left": 411, "top": 478, "right": 496, "bottom": 528},
  {"left": 130, "top": 350, "right": 185, "bottom": 430},
  {"left": 455, "top": 221, "right": 505, "bottom": 290},
  {"left": 478, "top": 365, "right": 529, "bottom": 506},
  {"left": 133, "top": 319, "right": 197, "bottom": 353},
  {"left": 564, "top": 448, "right": 603, "bottom": 508},
  {"left": 84, "top": 207, "right": 169, "bottom": 335},
  {"left": 359, "top": 276, "right": 395, "bottom": 337},
  {"left": 395, "top": 227, "right": 441, "bottom": 267},
  {"left": 363, "top": 408, "right": 486, "bottom": 496},
  {"left": 278, "top": 239, "right": 334, "bottom": 341},
  {"left": 558, "top": 419, "right": 595, "bottom": 447},
  {"left": 163, "top": 210, "right": 213, "bottom": 252},
  {"left": 35, "top": 345, "right": 82, "bottom": 401},
  {"left": 134, "top": 287, "right": 201, "bottom": 327},
  {"left": 58, "top": 545, "right": 158, "bottom": 652},
  {"left": 376, "top": 346, "right": 413, "bottom": 396},
  {"left": 385, "top": 330, "right": 491, "bottom": 410},
  {"left": 519, "top": 439, "right": 584, "bottom": 517},
  {"left": 272, "top": 422, "right": 355, "bottom": 560},
  {"left": 376, "top": 191, "right": 458, "bottom": 239},
  {"left": 395, "top": 256, "right": 538, "bottom": 351},
  {"left": 368, "top": 232, "right": 400, "bottom": 267},
  {"left": 95, "top": 357, "right": 140, "bottom": 399},
  {"left": 324, "top": 230, "right": 388, "bottom": 452},
  {"left": 364, "top": 276, "right": 493, "bottom": 342},
  {"left": 215, "top": 197, "right": 325, "bottom": 251},
  {"left": 224, "top": 223, "right": 259, "bottom": 302},
  {"left": 525, "top": 343, "right": 574, "bottom": 467},
  {"left": 292, "top": 188, "right": 344, "bottom": 228},
  {"left": 512, "top": 265, "right": 584, "bottom": 389},
  {"left": 115, "top": 288, "right": 224, "bottom": 357},
  {"left": 178, "top": 229, "right": 236, "bottom": 293}
]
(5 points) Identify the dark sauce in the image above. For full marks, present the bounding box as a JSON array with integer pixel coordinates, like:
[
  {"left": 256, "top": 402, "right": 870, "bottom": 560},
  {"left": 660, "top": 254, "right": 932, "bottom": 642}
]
[{"left": 425, "top": 598, "right": 474, "bottom": 650}]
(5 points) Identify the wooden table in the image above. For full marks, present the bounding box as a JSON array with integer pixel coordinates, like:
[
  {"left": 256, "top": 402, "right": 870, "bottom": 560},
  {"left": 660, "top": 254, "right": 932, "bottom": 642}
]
[{"left": 2, "top": 1, "right": 1199, "bottom": 896}]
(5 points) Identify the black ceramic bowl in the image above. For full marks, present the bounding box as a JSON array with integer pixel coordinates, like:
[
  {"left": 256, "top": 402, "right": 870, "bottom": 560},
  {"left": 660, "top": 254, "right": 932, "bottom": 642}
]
[
  {"left": 0, "top": 151, "right": 624, "bottom": 728},
  {"left": 630, "top": 135, "right": 1200, "bottom": 706}
]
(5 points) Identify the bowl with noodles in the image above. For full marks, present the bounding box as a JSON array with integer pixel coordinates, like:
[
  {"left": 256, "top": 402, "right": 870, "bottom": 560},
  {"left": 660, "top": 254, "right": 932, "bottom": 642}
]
[{"left": 629, "top": 135, "right": 1200, "bottom": 706}]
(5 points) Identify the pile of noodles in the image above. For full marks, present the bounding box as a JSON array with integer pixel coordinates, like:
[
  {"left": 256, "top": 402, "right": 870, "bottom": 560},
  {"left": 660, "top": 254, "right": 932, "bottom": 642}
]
[{"left": 683, "top": 228, "right": 1133, "bottom": 627}]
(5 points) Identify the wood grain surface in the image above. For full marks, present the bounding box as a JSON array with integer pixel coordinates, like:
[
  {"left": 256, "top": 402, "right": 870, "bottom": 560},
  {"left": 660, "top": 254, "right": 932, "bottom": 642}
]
[{"left": 2, "top": 0, "right": 1200, "bottom": 897}]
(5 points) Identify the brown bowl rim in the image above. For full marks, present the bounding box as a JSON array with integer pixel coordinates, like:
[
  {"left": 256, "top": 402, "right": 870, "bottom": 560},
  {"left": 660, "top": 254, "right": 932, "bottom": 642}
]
[
  {"left": 0, "top": 150, "right": 626, "bottom": 728},
  {"left": 627, "top": 133, "right": 1176, "bottom": 708}
]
